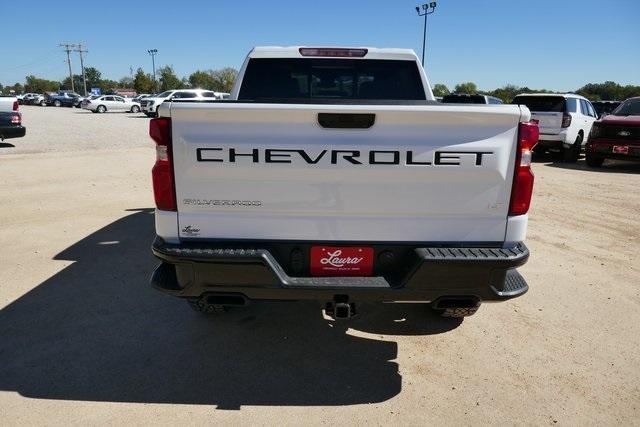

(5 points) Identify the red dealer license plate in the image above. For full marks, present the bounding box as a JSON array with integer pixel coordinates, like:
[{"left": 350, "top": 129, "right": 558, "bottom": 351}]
[
  {"left": 310, "top": 246, "right": 374, "bottom": 277},
  {"left": 613, "top": 145, "right": 629, "bottom": 154}
]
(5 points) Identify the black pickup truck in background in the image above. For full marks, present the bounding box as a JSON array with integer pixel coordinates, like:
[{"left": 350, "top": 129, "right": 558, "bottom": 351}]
[{"left": 0, "top": 112, "right": 26, "bottom": 141}]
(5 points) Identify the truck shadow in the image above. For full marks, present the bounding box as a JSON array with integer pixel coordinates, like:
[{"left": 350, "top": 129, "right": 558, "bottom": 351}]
[{"left": 0, "top": 209, "right": 461, "bottom": 409}]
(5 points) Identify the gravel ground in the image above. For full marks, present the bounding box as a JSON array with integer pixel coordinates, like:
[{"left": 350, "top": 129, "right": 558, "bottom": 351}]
[{"left": 1, "top": 106, "right": 639, "bottom": 425}]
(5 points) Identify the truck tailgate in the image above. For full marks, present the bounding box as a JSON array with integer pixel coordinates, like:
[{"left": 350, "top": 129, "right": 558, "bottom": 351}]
[
  {"left": 167, "top": 103, "right": 526, "bottom": 242},
  {"left": 531, "top": 111, "right": 563, "bottom": 134}
]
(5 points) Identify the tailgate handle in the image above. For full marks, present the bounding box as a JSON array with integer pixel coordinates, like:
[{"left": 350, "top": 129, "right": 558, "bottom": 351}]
[{"left": 318, "top": 113, "right": 375, "bottom": 129}]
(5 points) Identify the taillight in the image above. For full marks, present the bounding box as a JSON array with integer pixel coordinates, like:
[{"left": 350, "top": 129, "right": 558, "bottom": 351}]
[
  {"left": 12, "top": 100, "right": 19, "bottom": 111},
  {"left": 589, "top": 122, "right": 601, "bottom": 138},
  {"left": 150, "top": 117, "right": 176, "bottom": 211},
  {"left": 561, "top": 112, "right": 572, "bottom": 128},
  {"left": 299, "top": 47, "right": 368, "bottom": 57},
  {"left": 509, "top": 121, "right": 539, "bottom": 216},
  {"left": 10, "top": 113, "right": 21, "bottom": 124}
]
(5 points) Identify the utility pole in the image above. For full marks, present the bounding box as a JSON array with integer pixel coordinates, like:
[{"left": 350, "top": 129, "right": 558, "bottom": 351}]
[
  {"left": 74, "top": 43, "right": 88, "bottom": 96},
  {"left": 415, "top": 2, "right": 437, "bottom": 67},
  {"left": 147, "top": 49, "right": 158, "bottom": 91},
  {"left": 59, "top": 43, "right": 77, "bottom": 92}
]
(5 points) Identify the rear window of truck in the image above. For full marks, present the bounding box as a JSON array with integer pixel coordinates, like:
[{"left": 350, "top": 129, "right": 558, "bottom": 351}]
[
  {"left": 238, "top": 58, "right": 426, "bottom": 101},
  {"left": 512, "top": 96, "right": 567, "bottom": 112}
]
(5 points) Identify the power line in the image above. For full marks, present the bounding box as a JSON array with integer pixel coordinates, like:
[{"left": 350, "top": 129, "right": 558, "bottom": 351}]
[
  {"left": 74, "top": 43, "right": 89, "bottom": 96},
  {"left": 59, "top": 43, "right": 77, "bottom": 92}
]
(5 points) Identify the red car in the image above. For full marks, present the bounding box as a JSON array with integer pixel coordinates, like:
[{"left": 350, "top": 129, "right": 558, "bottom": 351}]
[{"left": 586, "top": 97, "right": 640, "bottom": 167}]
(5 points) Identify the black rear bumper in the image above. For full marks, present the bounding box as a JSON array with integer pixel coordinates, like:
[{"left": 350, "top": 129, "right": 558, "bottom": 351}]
[
  {"left": 151, "top": 238, "right": 529, "bottom": 303},
  {"left": 0, "top": 125, "right": 26, "bottom": 140}
]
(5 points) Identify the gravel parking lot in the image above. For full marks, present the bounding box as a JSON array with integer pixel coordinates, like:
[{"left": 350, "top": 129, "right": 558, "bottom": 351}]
[{"left": 1, "top": 106, "right": 639, "bottom": 425}]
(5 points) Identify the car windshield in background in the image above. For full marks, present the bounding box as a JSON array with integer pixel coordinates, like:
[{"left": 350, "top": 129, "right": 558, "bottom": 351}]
[
  {"left": 156, "top": 91, "right": 173, "bottom": 98},
  {"left": 238, "top": 58, "right": 426, "bottom": 101},
  {"left": 612, "top": 99, "right": 640, "bottom": 116},
  {"left": 442, "top": 95, "right": 486, "bottom": 104},
  {"left": 512, "top": 96, "right": 565, "bottom": 112}
]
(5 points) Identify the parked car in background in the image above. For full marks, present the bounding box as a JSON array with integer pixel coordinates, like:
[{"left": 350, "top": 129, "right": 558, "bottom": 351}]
[
  {"left": 0, "top": 95, "right": 19, "bottom": 112},
  {"left": 20, "top": 93, "right": 41, "bottom": 105},
  {"left": 81, "top": 95, "right": 141, "bottom": 113},
  {"left": 46, "top": 91, "right": 82, "bottom": 107},
  {"left": 442, "top": 94, "right": 503, "bottom": 104},
  {"left": 586, "top": 97, "right": 640, "bottom": 167},
  {"left": 140, "top": 89, "right": 222, "bottom": 117},
  {"left": 592, "top": 101, "right": 621, "bottom": 119},
  {"left": 132, "top": 94, "right": 151, "bottom": 103},
  {"left": 0, "top": 111, "right": 26, "bottom": 141},
  {"left": 512, "top": 93, "right": 597, "bottom": 162},
  {"left": 32, "top": 94, "right": 48, "bottom": 106}
]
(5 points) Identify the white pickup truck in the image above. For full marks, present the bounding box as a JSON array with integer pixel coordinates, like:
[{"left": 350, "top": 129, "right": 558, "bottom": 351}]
[
  {"left": 0, "top": 95, "right": 19, "bottom": 112},
  {"left": 149, "top": 46, "right": 539, "bottom": 320},
  {"left": 0, "top": 96, "right": 25, "bottom": 141}
]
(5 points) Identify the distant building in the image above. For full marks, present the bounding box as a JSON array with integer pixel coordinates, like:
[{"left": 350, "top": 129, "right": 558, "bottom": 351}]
[{"left": 113, "top": 88, "right": 137, "bottom": 97}]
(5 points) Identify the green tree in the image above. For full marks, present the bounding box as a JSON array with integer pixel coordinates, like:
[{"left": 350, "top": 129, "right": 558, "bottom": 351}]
[
  {"left": 133, "top": 68, "right": 155, "bottom": 93},
  {"left": 100, "top": 79, "right": 119, "bottom": 94},
  {"left": 24, "top": 75, "right": 59, "bottom": 93},
  {"left": 486, "top": 84, "right": 522, "bottom": 103},
  {"left": 83, "top": 67, "right": 102, "bottom": 91},
  {"left": 188, "top": 70, "right": 216, "bottom": 90},
  {"left": 158, "top": 65, "right": 182, "bottom": 91},
  {"left": 2, "top": 82, "right": 24, "bottom": 94},
  {"left": 454, "top": 82, "right": 478, "bottom": 94},
  {"left": 118, "top": 76, "right": 134, "bottom": 89},
  {"left": 431, "top": 83, "right": 450, "bottom": 97},
  {"left": 211, "top": 67, "right": 237, "bottom": 92},
  {"left": 574, "top": 81, "right": 640, "bottom": 101},
  {"left": 61, "top": 74, "right": 84, "bottom": 92}
]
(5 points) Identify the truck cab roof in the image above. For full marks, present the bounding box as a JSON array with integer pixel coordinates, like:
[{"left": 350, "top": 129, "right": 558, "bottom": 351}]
[{"left": 248, "top": 46, "right": 420, "bottom": 61}]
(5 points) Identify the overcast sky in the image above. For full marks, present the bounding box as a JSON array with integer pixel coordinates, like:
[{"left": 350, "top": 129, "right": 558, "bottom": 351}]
[{"left": 2, "top": 0, "right": 639, "bottom": 91}]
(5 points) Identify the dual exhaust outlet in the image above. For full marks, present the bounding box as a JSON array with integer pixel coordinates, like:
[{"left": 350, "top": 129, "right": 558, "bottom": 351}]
[{"left": 191, "top": 293, "right": 479, "bottom": 320}]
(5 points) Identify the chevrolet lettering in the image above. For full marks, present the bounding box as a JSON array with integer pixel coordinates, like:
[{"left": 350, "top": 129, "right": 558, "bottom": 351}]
[{"left": 196, "top": 148, "right": 494, "bottom": 166}]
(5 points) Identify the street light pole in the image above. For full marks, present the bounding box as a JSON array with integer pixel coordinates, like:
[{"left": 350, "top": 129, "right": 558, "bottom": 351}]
[
  {"left": 147, "top": 49, "right": 158, "bottom": 90},
  {"left": 415, "top": 2, "right": 437, "bottom": 67}
]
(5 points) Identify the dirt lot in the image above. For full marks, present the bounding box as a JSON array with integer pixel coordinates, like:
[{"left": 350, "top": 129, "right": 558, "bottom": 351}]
[{"left": 1, "top": 106, "right": 639, "bottom": 425}]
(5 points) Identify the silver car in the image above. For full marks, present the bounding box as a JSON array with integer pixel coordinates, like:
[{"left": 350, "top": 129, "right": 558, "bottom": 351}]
[{"left": 81, "top": 95, "right": 141, "bottom": 113}]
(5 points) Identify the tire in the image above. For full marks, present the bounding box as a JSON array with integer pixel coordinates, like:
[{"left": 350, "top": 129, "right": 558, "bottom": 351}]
[
  {"left": 54, "top": 100, "right": 62, "bottom": 107},
  {"left": 40, "top": 100, "right": 46, "bottom": 106},
  {"left": 97, "top": 105, "right": 106, "bottom": 113},
  {"left": 562, "top": 133, "right": 582, "bottom": 163},
  {"left": 585, "top": 151, "right": 605, "bottom": 167},
  {"left": 532, "top": 146, "right": 546, "bottom": 160},
  {"left": 131, "top": 105, "right": 140, "bottom": 113}
]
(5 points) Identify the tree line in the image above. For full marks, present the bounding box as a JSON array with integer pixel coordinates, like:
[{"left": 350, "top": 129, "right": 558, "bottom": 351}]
[
  {"left": 2, "top": 70, "right": 638, "bottom": 102},
  {"left": 432, "top": 81, "right": 640, "bottom": 103},
  {"left": 0, "top": 65, "right": 238, "bottom": 95}
]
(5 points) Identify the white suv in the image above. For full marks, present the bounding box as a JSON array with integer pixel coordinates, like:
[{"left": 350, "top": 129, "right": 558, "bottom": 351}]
[
  {"left": 140, "top": 89, "right": 224, "bottom": 117},
  {"left": 512, "top": 93, "right": 598, "bottom": 162}
]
